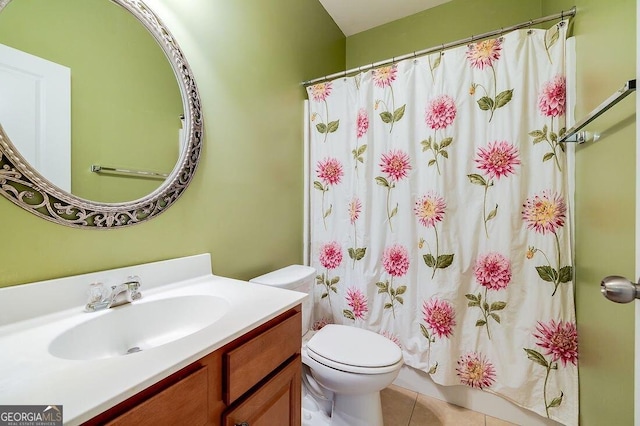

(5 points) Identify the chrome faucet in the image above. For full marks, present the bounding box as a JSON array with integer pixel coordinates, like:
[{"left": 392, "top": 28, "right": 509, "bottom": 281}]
[{"left": 85, "top": 275, "right": 142, "bottom": 312}]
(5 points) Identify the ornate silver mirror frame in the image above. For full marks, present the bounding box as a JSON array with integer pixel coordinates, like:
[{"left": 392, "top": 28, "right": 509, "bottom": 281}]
[{"left": 0, "top": 0, "right": 202, "bottom": 228}]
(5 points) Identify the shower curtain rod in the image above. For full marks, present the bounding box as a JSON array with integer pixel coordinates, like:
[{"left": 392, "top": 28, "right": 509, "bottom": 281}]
[{"left": 302, "top": 6, "right": 576, "bottom": 86}]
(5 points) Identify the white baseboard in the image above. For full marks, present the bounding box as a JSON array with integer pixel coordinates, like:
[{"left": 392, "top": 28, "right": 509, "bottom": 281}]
[{"left": 393, "top": 365, "right": 561, "bottom": 426}]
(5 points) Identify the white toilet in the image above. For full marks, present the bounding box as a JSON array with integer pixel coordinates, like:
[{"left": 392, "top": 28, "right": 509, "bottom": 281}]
[{"left": 250, "top": 265, "right": 403, "bottom": 426}]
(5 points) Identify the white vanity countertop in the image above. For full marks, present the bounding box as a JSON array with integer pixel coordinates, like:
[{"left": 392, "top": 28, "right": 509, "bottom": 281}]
[{"left": 0, "top": 254, "right": 307, "bottom": 425}]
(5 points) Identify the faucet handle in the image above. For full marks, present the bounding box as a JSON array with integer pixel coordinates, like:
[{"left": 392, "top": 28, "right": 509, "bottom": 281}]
[
  {"left": 87, "top": 282, "right": 106, "bottom": 303},
  {"left": 86, "top": 282, "right": 108, "bottom": 311},
  {"left": 126, "top": 275, "right": 142, "bottom": 300}
]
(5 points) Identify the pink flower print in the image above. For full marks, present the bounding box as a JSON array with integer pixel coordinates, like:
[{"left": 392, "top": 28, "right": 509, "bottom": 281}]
[
  {"left": 425, "top": 95, "right": 457, "bottom": 130},
  {"left": 420, "top": 298, "right": 455, "bottom": 373},
  {"left": 319, "top": 241, "right": 342, "bottom": 270},
  {"left": 344, "top": 287, "right": 368, "bottom": 320},
  {"left": 308, "top": 82, "right": 332, "bottom": 102},
  {"left": 308, "top": 81, "right": 339, "bottom": 143},
  {"left": 316, "top": 157, "right": 343, "bottom": 186},
  {"left": 377, "top": 150, "right": 411, "bottom": 232},
  {"left": 456, "top": 352, "right": 496, "bottom": 389},
  {"left": 354, "top": 109, "right": 369, "bottom": 169},
  {"left": 475, "top": 141, "right": 520, "bottom": 180},
  {"left": 474, "top": 252, "right": 512, "bottom": 291},
  {"left": 538, "top": 75, "right": 566, "bottom": 118},
  {"left": 415, "top": 192, "right": 453, "bottom": 279},
  {"left": 315, "top": 157, "right": 343, "bottom": 230},
  {"left": 372, "top": 65, "right": 398, "bottom": 88},
  {"left": 380, "top": 150, "right": 411, "bottom": 182},
  {"left": 318, "top": 242, "right": 343, "bottom": 316},
  {"left": 469, "top": 141, "right": 520, "bottom": 238},
  {"left": 422, "top": 95, "right": 457, "bottom": 175},
  {"left": 531, "top": 75, "right": 566, "bottom": 171},
  {"left": 383, "top": 244, "right": 410, "bottom": 277},
  {"left": 356, "top": 108, "right": 369, "bottom": 138},
  {"left": 467, "top": 38, "right": 512, "bottom": 122},
  {"left": 466, "top": 38, "right": 502, "bottom": 70},
  {"left": 469, "top": 252, "right": 510, "bottom": 339},
  {"left": 534, "top": 320, "right": 578, "bottom": 367},
  {"left": 372, "top": 65, "right": 404, "bottom": 132},
  {"left": 378, "top": 244, "right": 409, "bottom": 319},
  {"left": 347, "top": 198, "right": 366, "bottom": 267},
  {"left": 414, "top": 192, "right": 446, "bottom": 228},
  {"left": 522, "top": 190, "right": 566, "bottom": 235},
  {"left": 525, "top": 319, "right": 577, "bottom": 417},
  {"left": 312, "top": 318, "right": 330, "bottom": 330},
  {"left": 380, "top": 331, "right": 402, "bottom": 348},
  {"left": 423, "top": 298, "right": 456, "bottom": 339},
  {"left": 523, "top": 191, "right": 572, "bottom": 296},
  {"left": 348, "top": 198, "right": 362, "bottom": 225}
]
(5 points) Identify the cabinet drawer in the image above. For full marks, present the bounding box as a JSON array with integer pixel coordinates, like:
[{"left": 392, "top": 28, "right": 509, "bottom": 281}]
[
  {"left": 223, "top": 355, "right": 301, "bottom": 426},
  {"left": 225, "top": 311, "right": 301, "bottom": 404},
  {"left": 106, "top": 366, "right": 208, "bottom": 426}
]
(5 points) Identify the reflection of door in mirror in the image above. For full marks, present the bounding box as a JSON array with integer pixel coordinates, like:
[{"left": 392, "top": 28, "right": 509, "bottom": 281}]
[
  {"left": 0, "top": 0, "right": 183, "bottom": 203},
  {"left": 0, "top": 43, "right": 71, "bottom": 192}
]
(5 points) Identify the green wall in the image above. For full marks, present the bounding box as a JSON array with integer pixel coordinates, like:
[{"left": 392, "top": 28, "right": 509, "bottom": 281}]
[
  {"left": 0, "top": 0, "right": 182, "bottom": 202},
  {"left": 0, "top": 0, "right": 344, "bottom": 284},
  {"left": 346, "top": 0, "right": 542, "bottom": 68},
  {"left": 346, "top": 0, "right": 636, "bottom": 424}
]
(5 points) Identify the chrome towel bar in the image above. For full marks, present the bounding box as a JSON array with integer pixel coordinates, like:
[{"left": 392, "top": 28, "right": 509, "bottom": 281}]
[
  {"left": 560, "top": 79, "right": 636, "bottom": 143},
  {"left": 90, "top": 165, "right": 169, "bottom": 179}
]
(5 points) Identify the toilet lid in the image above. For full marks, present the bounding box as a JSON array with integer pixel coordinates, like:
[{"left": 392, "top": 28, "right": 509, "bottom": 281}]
[{"left": 306, "top": 324, "right": 402, "bottom": 369}]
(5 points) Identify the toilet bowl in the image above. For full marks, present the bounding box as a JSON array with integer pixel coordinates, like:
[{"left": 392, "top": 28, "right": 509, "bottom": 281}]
[{"left": 250, "top": 266, "right": 404, "bottom": 426}]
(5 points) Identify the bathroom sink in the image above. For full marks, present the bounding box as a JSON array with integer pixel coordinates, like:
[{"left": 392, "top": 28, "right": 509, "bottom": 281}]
[{"left": 48, "top": 295, "right": 230, "bottom": 360}]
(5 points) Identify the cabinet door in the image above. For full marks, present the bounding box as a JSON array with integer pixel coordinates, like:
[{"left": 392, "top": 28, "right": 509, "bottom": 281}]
[
  {"left": 105, "top": 367, "right": 208, "bottom": 426},
  {"left": 223, "top": 356, "right": 301, "bottom": 426}
]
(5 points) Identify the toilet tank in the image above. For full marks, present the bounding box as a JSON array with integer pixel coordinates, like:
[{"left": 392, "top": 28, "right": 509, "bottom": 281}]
[{"left": 250, "top": 265, "right": 316, "bottom": 335}]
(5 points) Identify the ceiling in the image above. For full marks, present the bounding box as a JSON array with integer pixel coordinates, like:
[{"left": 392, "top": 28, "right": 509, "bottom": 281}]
[{"left": 318, "top": 0, "right": 453, "bottom": 37}]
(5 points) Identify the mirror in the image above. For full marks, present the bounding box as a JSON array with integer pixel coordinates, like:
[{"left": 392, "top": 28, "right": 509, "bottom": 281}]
[{"left": 0, "top": 0, "right": 202, "bottom": 228}]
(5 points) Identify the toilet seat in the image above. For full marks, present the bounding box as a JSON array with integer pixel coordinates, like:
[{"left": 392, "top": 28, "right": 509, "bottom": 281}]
[{"left": 305, "top": 325, "right": 402, "bottom": 375}]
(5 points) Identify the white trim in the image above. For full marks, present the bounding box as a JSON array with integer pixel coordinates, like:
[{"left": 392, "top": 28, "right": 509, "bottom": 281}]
[
  {"left": 303, "top": 100, "right": 311, "bottom": 266},
  {"left": 635, "top": 0, "right": 639, "bottom": 424}
]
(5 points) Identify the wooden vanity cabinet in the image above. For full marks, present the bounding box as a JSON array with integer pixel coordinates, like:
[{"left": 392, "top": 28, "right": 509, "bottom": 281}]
[{"left": 85, "top": 306, "right": 301, "bottom": 426}]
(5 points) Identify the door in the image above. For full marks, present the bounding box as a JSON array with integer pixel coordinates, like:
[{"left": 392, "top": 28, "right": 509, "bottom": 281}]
[{"left": 0, "top": 43, "right": 70, "bottom": 191}]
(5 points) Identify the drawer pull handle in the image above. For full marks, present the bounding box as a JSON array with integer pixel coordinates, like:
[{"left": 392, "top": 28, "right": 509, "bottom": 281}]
[{"left": 234, "top": 423, "right": 249, "bottom": 426}]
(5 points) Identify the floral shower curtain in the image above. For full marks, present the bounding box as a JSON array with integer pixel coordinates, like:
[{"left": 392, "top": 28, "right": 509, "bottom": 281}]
[{"left": 307, "top": 21, "right": 577, "bottom": 425}]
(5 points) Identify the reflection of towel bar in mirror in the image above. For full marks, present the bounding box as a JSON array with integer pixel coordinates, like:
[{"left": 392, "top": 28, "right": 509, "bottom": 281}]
[
  {"left": 560, "top": 79, "right": 636, "bottom": 144},
  {"left": 90, "top": 165, "right": 169, "bottom": 180}
]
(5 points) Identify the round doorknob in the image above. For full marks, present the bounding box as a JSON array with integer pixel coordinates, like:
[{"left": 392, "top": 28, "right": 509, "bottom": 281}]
[{"left": 600, "top": 275, "right": 640, "bottom": 303}]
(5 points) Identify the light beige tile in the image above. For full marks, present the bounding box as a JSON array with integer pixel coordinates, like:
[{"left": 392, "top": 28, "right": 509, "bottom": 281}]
[
  {"left": 486, "top": 415, "right": 519, "bottom": 426},
  {"left": 381, "top": 384, "right": 417, "bottom": 426},
  {"left": 408, "top": 394, "right": 485, "bottom": 426}
]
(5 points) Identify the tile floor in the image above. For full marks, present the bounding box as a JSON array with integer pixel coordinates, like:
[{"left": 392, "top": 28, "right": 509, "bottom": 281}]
[{"left": 381, "top": 384, "right": 517, "bottom": 426}]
